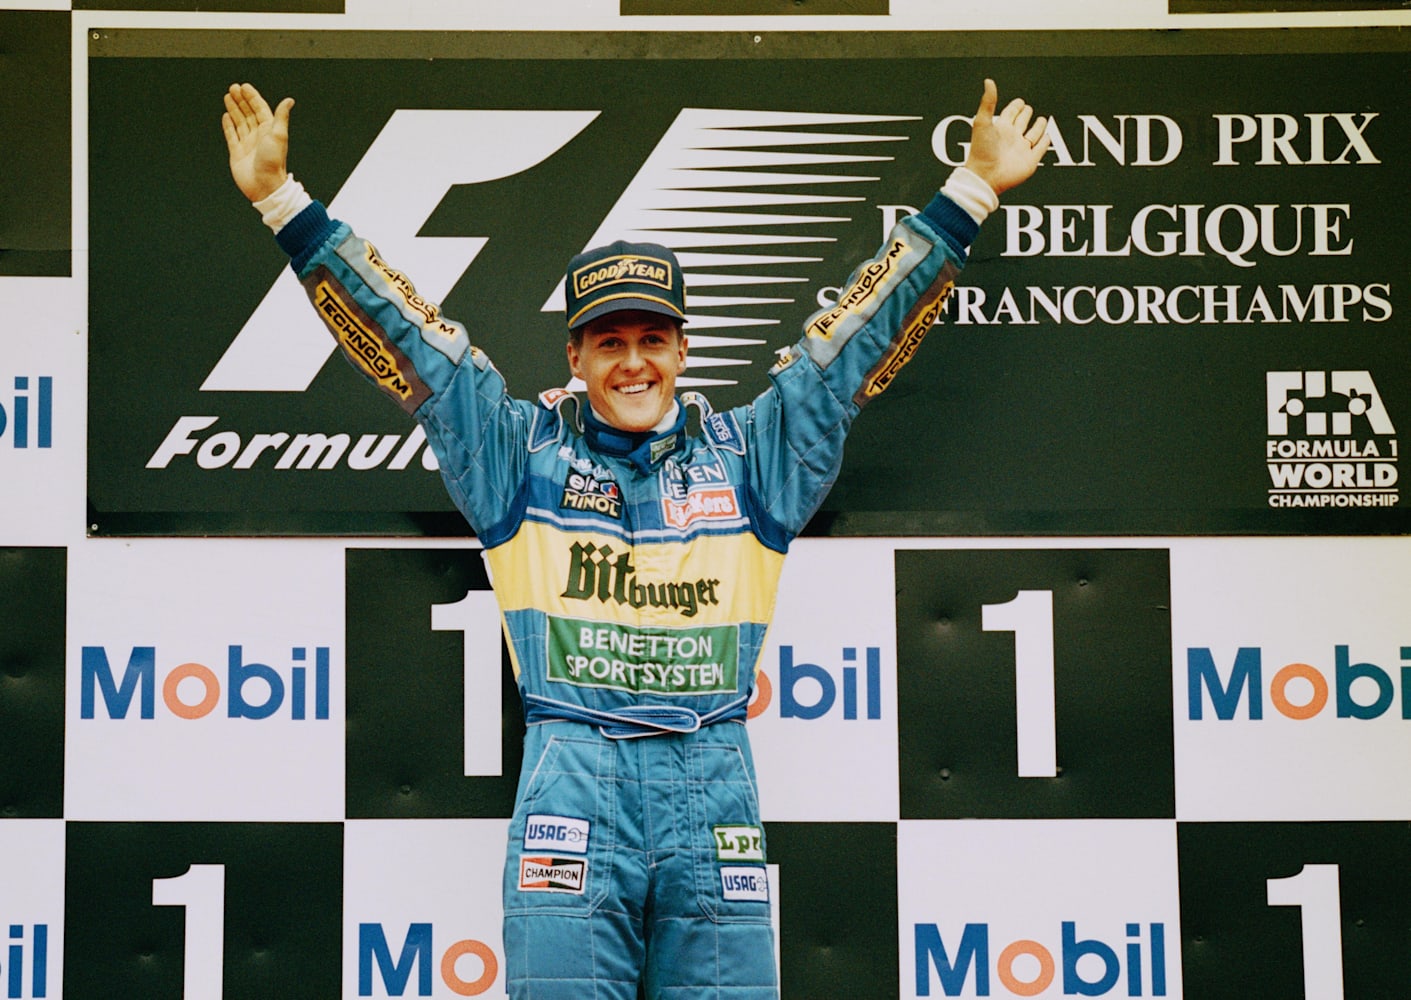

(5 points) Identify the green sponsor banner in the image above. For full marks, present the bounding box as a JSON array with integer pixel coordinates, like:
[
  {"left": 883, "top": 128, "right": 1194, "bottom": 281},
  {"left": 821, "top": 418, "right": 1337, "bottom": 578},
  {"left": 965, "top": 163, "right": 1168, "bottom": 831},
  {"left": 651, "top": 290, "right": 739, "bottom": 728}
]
[
  {"left": 87, "top": 29, "right": 1411, "bottom": 536},
  {"left": 547, "top": 615, "right": 739, "bottom": 695},
  {"left": 0, "top": 12, "right": 70, "bottom": 276}
]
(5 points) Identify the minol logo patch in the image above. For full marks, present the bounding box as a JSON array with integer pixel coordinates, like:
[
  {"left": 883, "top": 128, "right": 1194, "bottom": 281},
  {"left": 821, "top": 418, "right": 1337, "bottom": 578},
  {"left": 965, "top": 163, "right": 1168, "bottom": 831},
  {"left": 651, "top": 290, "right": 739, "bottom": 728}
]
[
  {"left": 519, "top": 856, "right": 587, "bottom": 894},
  {"left": 525, "top": 815, "right": 591, "bottom": 854},
  {"left": 572, "top": 255, "right": 674, "bottom": 298},
  {"left": 561, "top": 473, "right": 622, "bottom": 519},
  {"left": 713, "top": 825, "right": 764, "bottom": 862},
  {"left": 720, "top": 866, "right": 770, "bottom": 903}
]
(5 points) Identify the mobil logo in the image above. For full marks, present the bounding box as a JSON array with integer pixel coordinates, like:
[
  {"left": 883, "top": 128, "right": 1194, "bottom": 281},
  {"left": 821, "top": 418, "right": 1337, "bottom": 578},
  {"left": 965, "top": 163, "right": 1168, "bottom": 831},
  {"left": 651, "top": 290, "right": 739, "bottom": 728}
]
[
  {"left": 79, "top": 644, "right": 331, "bottom": 720},
  {"left": 1187, "top": 644, "right": 1411, "bottom": 721},
  {"left": 748, "top": 644, "right": 882, "bottom": 721},
  {"left": 0, "top": 924, "right": 48, "bottom": 999},
  {"left": 0, "top": 376, "right": 52, "bottom": 450},
  {"left": 914, "top": 920, "right": 1168, "bottom": 997},
  {"left": 358, "top": 922, "right": 498, "bottom": 997}
]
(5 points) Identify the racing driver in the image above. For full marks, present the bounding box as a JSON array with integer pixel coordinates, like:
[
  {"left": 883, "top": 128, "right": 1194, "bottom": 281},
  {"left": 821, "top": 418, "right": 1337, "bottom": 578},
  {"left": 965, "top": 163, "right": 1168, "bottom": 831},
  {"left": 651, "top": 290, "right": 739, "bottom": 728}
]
[{"left": 223, "top": 77, "right": 1049, "bottom": 1000}]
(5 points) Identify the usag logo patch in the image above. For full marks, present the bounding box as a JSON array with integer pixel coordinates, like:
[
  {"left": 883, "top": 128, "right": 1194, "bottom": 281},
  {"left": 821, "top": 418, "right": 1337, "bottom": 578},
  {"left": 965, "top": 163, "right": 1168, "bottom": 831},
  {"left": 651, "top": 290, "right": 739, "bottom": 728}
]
[
  {"left": 713, "top": 825, "right": 764, "bottom": 862},
  {"left": 720, "top": 866, "right": 770, "bottom": 903},
  {"left": 519, "top": 856, "right": 587, "bottom": 894},
  {"left": 525, "top": 814, "right": 591, "bottom": 854}
]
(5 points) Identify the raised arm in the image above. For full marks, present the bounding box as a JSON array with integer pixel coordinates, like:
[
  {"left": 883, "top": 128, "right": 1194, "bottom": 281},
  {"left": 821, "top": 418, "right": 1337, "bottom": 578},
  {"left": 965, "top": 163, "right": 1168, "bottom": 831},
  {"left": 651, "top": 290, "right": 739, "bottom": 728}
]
[
  {"left": 964, "top": 77, "right": 1050, "bottom": 196},
  {"left": 741, "top": 79, "right": 1049, "bottom": 540},
  {"left": 221, "top": 82, "right": 294, "bottom": 203},
  {"left": 218, "top": 82, "right": 536, "bottom": 537}
]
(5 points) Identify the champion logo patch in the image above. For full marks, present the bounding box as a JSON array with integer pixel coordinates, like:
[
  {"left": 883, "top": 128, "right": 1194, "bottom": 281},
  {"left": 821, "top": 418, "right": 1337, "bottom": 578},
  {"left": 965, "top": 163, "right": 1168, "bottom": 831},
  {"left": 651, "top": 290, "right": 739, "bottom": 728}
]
[{"left": 519, "top": 856, "right": 587, "bottom": 894}]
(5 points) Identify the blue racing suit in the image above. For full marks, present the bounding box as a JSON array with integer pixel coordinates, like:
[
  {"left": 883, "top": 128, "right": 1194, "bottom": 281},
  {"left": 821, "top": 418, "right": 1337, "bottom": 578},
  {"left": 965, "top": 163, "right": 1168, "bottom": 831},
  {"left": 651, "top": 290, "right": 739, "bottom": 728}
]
[{"left": 273, "top": 191, "right": 977, "bottom": 998}]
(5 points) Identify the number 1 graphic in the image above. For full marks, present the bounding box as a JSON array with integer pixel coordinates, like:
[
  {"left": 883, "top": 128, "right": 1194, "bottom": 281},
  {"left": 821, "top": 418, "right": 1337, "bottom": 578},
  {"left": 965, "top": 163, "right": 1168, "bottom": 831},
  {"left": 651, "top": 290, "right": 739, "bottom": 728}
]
[
  {"left": 1268, "top": 864, "right": 1346, "bottom": 1000},
  {"left": 152, "top": 864, "right": 225, "bottom": 999},
  {"left": 983, "top": 590, "right": 1058, "bottom": 778},
  {"left": 433, "top": 590, "right": 504, "bottom": 777}
]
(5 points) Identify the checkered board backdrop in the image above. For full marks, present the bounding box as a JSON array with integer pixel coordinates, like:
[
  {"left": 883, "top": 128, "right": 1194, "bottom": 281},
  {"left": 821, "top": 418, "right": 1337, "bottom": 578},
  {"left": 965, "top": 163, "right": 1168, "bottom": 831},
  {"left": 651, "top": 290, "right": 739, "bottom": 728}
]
[
  {"left": 2, "top": 536, "right": 1409, "bottom": 997},
  {"left": 4, "top": 7, "right": 1411, "bottom": 999}
]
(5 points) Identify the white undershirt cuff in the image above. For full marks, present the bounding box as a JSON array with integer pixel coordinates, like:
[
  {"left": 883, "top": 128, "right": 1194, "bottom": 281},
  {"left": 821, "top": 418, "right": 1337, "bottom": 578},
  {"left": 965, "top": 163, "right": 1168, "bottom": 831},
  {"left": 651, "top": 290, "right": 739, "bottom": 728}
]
[
  {"left": 941, "top": 166, "right": 1001, "bottom": 225},
  {"left": 253, "top": 174, "right": 313, "bottom": 233}
]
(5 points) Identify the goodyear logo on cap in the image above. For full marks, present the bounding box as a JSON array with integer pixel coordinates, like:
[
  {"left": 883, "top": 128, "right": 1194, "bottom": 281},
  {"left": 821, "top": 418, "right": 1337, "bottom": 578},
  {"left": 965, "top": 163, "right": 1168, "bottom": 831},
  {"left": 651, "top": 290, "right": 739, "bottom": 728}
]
[{"left": 572, "top": 255, "right": 675, "bottom": 298}]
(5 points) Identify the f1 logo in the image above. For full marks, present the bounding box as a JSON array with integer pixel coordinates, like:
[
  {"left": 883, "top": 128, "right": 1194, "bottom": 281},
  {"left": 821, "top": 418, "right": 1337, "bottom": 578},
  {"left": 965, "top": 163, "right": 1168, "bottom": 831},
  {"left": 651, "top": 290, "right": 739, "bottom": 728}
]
[
  {"left": 203, "top": 111, "right": 600, "bottom": 393},
  {"left": 202, "top": 107, "right": 912, "bottom": 395}
]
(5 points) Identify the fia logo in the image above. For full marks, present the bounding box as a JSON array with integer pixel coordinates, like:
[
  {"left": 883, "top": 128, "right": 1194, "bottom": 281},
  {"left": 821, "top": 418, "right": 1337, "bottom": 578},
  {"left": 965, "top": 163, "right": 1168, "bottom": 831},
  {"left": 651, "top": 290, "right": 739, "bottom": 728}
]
[{"left": 1265, "top": 371, "right": 1398, "bottom": 509}]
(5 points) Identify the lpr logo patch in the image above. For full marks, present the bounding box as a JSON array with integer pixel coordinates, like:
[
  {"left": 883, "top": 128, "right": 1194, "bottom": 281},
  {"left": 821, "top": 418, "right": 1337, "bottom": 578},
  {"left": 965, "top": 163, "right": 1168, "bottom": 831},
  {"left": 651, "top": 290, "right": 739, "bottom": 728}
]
[{"left": 713, "top": 824, "right": 764, "bottom": 862}]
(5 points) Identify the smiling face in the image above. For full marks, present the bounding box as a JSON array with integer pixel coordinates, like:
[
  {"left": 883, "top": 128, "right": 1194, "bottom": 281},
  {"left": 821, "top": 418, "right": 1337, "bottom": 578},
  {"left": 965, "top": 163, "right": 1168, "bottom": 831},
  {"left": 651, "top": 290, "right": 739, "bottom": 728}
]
[{"left": 567, "top": 310, "right": 688, "bottom": 433}]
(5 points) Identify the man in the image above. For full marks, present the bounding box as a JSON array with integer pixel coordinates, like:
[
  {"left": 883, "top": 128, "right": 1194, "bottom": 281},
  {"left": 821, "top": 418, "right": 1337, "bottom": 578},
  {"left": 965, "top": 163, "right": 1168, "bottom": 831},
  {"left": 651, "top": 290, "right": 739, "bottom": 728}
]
[{"left": 223, "top": 77, "right": 1048, "bottom": 1000}]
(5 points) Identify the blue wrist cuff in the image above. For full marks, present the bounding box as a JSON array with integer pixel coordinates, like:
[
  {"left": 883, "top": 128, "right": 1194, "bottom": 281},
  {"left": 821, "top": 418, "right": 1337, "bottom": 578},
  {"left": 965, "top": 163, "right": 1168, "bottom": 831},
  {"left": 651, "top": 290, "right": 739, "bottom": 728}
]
[{"left": 275, "top": 201, "right": 336, "bottom": 273}]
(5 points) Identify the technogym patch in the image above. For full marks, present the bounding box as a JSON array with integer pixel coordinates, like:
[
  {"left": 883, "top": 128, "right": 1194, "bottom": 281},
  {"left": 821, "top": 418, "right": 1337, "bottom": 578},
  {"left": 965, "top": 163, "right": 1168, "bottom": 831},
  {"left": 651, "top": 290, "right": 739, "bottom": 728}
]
[
  {"left": 720, "top": 866, "right": 770, "bottom": 903},
  {"left": 518, "top": 856, "right": 587, "bottom": 894},
  {"left": 713, "top": 825, "right": 764, "bottom": 862}
]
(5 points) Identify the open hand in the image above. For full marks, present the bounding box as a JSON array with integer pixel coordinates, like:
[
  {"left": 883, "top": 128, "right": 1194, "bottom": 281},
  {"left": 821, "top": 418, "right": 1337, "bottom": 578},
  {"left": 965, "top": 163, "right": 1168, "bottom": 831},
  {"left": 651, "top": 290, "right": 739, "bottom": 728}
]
[
  {"left": 964, "top": 79, "right": 1050, "bottom": 196},
  {"left": 221, "top": 82, "right": 294, "bottom": 203}
]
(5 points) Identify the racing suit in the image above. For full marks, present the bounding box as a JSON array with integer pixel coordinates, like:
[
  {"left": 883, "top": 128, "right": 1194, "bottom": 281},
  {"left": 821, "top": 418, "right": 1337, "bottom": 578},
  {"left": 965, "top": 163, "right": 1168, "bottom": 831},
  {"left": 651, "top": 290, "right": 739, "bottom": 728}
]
[{"left": 271, "top": 187, "right": 978, "bottom": 999}]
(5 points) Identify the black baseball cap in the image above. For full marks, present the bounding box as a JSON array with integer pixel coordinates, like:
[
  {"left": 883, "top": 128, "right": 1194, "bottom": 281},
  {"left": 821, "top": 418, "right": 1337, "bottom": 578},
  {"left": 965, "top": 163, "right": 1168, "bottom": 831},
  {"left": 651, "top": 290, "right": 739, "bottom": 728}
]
[{"left": 564, "top": 240, "right": 688, "bottom": 330}]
